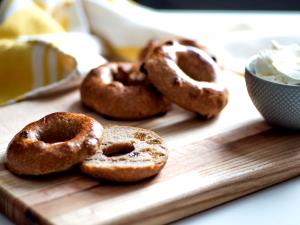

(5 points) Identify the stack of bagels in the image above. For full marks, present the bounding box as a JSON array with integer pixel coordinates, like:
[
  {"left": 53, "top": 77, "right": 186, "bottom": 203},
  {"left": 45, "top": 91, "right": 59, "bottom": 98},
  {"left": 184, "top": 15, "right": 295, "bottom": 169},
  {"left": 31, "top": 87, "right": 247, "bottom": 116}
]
[{"left": 81, "top": 38, "right": 229, "bottom": 120}]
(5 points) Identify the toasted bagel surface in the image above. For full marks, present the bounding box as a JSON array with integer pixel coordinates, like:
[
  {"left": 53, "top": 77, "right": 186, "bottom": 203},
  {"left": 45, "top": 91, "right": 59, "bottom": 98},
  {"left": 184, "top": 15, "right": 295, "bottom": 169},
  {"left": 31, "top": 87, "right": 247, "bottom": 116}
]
[
  {"left": 5, "top": 112, "right": 104, "bottom": 175},
  {"left": 80, "top": 63, "right": 170, "bottom": 120},
  {"left": 81, "top": 126, "right": 168, "bottom": 182}
]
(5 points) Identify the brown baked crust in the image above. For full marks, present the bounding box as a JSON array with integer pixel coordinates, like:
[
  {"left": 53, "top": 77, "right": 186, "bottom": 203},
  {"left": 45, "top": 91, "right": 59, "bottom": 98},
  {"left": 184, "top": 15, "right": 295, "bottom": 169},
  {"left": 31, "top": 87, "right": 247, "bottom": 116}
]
[
  {"left": 5, "top": 112, "right": 104, "bottom": 175},
  {"left": 138, "top": 38, "right": 217, "bottom": 62},
  {"left": 80, "top": 63, "right": 171, "bottom": 120},
  {"left": 81, "top": 126, "right": 168, "bottom": 182},
  {"left": 143, "top": 41, "right": 229, "bottom": 118}
]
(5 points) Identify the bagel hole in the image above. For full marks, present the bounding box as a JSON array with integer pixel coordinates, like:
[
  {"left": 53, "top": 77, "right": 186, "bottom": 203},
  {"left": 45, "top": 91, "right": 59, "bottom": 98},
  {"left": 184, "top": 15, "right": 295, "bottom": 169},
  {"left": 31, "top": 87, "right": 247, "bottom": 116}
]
[
  {"left": 113, "top": 66, "right": 147, "bottom": 86},
  {"left": 39, "top": 122, "right": 80, "bottom": 144},
  {"left": 103, "top": 143, "right": 135, "bottom": 157},
  {"left": 176, "top": 51, "right": 216, "bottom": 82}
]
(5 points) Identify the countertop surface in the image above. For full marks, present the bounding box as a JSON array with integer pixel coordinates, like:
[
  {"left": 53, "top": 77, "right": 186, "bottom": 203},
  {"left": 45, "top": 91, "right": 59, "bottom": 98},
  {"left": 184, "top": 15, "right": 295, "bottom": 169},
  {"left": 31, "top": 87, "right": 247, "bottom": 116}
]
[{"left": 1, "top": 10, "right": 300, "bottom": 225}]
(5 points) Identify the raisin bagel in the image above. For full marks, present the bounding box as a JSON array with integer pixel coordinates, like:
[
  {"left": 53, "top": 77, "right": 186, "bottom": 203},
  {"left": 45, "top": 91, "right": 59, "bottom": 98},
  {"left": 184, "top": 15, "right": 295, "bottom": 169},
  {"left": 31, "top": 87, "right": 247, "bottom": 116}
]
[{"left": 143, "top": 41, "right": 229, "bottom": 118}]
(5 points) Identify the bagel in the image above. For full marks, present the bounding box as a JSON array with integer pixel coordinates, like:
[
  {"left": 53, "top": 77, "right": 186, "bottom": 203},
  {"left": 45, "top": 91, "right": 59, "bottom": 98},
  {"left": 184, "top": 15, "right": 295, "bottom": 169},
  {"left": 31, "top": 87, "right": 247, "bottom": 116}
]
[
  {"left": 81, "top": 126, "right": 168, "bottom": 182},
  {"left": 5, "top": 112, "right": 104, "bottom": 175},
  {"left": 80, "top": 62, "right": 170, "bottom": 120},
  {"left": 143, "top": 41, "right": 228, "bottom": 118}
]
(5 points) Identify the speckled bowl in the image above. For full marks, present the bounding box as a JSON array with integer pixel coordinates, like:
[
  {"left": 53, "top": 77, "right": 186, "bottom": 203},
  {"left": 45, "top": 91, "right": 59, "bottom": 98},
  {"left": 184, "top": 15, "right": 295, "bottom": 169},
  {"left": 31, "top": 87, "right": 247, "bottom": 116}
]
[{"left": 245, "top": 55, "right": 300, "bottom": 129}]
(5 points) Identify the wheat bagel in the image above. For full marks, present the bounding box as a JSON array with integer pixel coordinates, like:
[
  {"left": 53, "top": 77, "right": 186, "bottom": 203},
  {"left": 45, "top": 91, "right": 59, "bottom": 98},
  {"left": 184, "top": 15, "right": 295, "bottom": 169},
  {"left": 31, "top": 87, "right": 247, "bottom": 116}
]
[
  {"left": 5, "top": 112, "right": 104, "bottom": 175},
  {"left": 80, "top": 63, "right": 170, "bottom": 120},
  {"left": 81, "top": 126, "right": 168, "bottom": 182},
  {"left": 143, "top": 41, "right": 229, "bottom": 118}
]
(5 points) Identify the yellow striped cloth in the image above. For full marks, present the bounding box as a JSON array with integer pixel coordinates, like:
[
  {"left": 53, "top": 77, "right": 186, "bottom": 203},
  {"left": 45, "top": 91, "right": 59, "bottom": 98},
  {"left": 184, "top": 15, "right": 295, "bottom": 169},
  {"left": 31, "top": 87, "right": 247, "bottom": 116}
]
[
  {"left": 0, "top": 0, "right": 81, "bottom": 105},
  {"left": 0, "top": 39, "right": 77, "bottom": 104}
]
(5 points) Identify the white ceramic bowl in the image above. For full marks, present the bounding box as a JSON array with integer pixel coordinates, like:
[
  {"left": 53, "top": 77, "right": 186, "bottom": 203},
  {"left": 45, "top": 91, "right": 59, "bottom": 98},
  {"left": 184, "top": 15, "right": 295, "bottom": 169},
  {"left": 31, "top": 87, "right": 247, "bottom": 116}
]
[{"left": 245, "top": 55, "right": 300, "bottom": 129}]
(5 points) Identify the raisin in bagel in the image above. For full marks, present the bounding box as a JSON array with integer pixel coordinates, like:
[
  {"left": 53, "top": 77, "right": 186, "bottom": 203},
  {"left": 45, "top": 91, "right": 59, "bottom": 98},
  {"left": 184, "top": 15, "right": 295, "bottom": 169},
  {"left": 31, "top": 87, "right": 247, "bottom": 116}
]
[
  {"left": 5, "top": 112, "right": 104, "bottom": 175},
  {"left": 81, "top": 126, "right": 168, "bottom": 182},
  {"left": 143, "top": 41, "right": 229, "bottom": 118},
  {"left": 80, "top": 63, "right": 170, "bottom": 120}
]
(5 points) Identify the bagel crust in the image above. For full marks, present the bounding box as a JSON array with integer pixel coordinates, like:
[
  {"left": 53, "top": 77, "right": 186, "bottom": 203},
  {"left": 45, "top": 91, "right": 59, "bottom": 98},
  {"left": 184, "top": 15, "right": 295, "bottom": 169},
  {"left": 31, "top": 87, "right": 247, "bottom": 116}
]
[
  {"left": 80, "top": 63, "right": 170, "bottom": 120},
  {"left": 81, "top": 126, "right": 168, "bottom": 182},
  {"left": 138, "top": 38, "right": 217, "bottom": 62},
  {"left": 5, "top": 112, "right": 104, "bottom": 175},
  {"left": 144, "top": 41, "right": 229, "bottom": 118}
]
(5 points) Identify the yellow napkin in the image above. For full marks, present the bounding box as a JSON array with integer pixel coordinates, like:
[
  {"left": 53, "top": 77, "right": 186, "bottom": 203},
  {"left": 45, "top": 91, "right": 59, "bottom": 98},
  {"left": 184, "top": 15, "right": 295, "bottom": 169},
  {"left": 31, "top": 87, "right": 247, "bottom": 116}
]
[
  {"left": 0, "top": 3, "right": 65, "bottom": 38},
  {"left": 0, "top": 39, "right": 77, "bottom": 104}
]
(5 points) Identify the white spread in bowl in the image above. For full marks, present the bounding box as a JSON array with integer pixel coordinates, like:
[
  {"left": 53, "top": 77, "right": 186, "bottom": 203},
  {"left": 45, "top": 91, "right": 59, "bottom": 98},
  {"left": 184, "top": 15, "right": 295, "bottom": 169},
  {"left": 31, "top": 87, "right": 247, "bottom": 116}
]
[{"left": 255, "top": 41, "right": 300, "bottom": 85}]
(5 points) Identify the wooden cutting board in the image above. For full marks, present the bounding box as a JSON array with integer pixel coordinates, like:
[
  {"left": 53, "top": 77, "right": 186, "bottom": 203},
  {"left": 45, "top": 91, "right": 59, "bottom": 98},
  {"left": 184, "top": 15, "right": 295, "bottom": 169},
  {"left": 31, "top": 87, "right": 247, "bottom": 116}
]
[{"left": 0, "top": 71, "right": 300, "bottom": 225}]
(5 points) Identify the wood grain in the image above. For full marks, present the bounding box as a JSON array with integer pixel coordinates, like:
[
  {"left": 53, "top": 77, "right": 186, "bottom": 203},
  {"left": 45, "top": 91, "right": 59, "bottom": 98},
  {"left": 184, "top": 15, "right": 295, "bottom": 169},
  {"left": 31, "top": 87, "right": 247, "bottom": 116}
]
[{"left": 0, "top": 71, "right": 299, "bottom": 225}]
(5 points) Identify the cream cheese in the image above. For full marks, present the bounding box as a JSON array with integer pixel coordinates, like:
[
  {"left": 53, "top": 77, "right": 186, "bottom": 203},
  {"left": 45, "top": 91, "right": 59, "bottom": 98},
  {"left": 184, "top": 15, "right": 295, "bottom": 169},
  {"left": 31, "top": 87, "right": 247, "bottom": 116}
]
[{"left": 255, "top": 41, "right": 300, "bottom": 85}]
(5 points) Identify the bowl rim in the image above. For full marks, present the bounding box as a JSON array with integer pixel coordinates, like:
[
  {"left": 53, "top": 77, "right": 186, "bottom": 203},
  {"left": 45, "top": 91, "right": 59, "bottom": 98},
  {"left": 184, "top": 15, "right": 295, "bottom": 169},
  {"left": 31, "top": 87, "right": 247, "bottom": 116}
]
[{"left": 245, "top": 54, "right": 300, "bottom": 89}]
